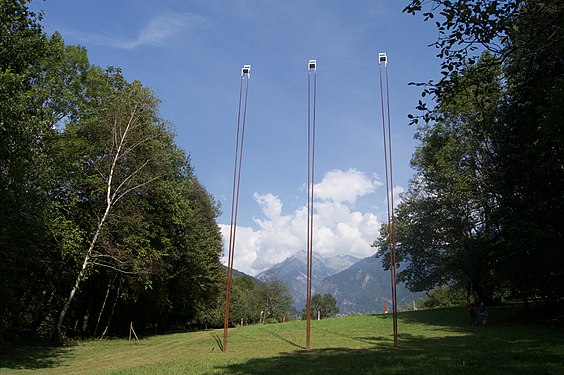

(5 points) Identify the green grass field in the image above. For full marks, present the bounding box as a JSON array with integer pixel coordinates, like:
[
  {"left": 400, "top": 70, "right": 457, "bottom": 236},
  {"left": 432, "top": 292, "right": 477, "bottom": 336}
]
[{"left": 1, "top": 304, "right": 563, "bottom": 374}]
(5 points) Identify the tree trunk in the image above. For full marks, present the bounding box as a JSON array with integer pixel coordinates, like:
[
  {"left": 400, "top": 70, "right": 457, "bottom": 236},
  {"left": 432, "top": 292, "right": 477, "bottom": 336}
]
[
  {"left": 57, "top": 102, "right": 155, "bottom": 335},
  {"left": 101, "top": 281, "right": 120, "bottom": 339},
  {"left": 57, "top": 205, "right": 110, "bottom": 333},
  {"left": 94, "top": 277, "right": 114, "bottom": 337}
]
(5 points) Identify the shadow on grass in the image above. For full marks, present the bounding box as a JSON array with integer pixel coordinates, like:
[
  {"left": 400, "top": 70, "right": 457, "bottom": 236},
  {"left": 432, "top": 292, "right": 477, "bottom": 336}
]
[
  {"left": 264, "top": 329, "right": 305, "bottom": 350},
  {"left": 213, "top": 331, "right": 564, "bottom": 375},
  {"left": 385, "top": 304, "right": 536, "bottom": 332},
  {"left": 0, "top": 341, "right": 71, "bottom": 370},
  {"left": 211, "top": 333, "right": 224, "bottom": 352},
  {"left": 316, "top": 326, "right": 388, "bottom": 347}
]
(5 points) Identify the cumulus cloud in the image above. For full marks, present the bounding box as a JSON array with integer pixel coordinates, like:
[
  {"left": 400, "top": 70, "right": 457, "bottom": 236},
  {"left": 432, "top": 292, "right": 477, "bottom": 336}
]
[
  {"left": 220, "top": 169, "right": 387, "bottom": 276},
  {"left": 220, "top": 225, "right": 260, "bottom": 272},
  {"left": 314, "top": 168, "right": 381, "bottom": 203}
]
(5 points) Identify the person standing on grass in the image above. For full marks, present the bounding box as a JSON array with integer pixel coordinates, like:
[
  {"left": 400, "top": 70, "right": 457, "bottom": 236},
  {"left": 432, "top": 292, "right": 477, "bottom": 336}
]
[
  {"left": 467, "top": 303, "right": 477, "bottom": 325},
  {"left": 479, "top": 303, "right": 488, "bottom": 326}
]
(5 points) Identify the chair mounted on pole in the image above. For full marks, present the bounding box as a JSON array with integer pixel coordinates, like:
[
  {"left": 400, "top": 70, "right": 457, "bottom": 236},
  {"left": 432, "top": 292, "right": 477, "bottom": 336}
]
[{"left": 242, "top": 64, "right": 251, "bottom": 77}]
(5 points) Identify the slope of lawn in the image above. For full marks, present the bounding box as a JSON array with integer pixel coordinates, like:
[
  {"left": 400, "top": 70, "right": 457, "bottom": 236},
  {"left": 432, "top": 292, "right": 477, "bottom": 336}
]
[{"left": 1, "top": 303, "right": 563, "bottom": 374}]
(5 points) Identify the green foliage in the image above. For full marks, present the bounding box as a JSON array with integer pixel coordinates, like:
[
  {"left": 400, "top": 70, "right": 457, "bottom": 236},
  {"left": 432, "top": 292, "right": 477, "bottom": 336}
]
[
  {"left": 376, "top": 54, "right": 506, "bottom": 302},
  {"left": 0, "top": 0, "right": 57, "bottom": 337},
  {"left": 490, "top": 1, "right": 564, "bottom": 306},
  {"left": 305, "top": 293, "right": 340, "bottom": 319},
  {"left": 389, "top": 0, "right": 564, "bottom": 307},
  {"left": 403, "top": 0, "right": 524, "bottom": 122},
  {"left": 194, "top": 274, "right": 258, "bottom": 329},
  {"left": 419, "top": 285, "right": 469, "bottom": 309},
  {"left": 195, "top": 275, "right": 294, "bottom": 328},
  {"left": 259, "top": 279, "right": 294, "bottom": 323},
  {"left": 55, "top": 77, "right": 225, "bottom": 333},
  {"left": 0, "top": 1, "right": 224, "bottom": 338},
  {"left": 230, "top": 276, "right": 264, "bottom": 325}
]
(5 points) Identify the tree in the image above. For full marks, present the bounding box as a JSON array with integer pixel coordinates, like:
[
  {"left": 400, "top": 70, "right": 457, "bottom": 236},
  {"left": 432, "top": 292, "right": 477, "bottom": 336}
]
[
  {"left": 0, "top": 1, "right": 111, "bottom": 337},
  {"left": 195, "top": 274, "right": 262, "bottom": 329},
  {"left": 305, "top": 293, "right": 339, "bottom": 319},
  {"left": 230, "top": 276, "right": 263, "bottom": 325},
  {"left": 0, "top": 0, "right": 56, "bottom": 336},
  {"left": 1, "top": 1, "right": 225, "bottom": 337},
  {"left": 403, "top": 0, "right": 550, "bottom": 121},
  {"left": 50, "top": 73, "right": 225, "bottom": 335},
  {"left": 152, "top": 174, "right": 224, "bottom": 330},
  {"left": 56, "top": 75, "right": 177, "bottom": 332},
  {"left": 491, "top": 1, "right": 564, "bottom": 305},
  {"left": 376, "top": 54, "right": 505, "bottom": 303},
  {"left": 419, "top": 285, "right": 468, "bottom": 309},
  {"left": 392, "top": 0, "right": 564, "bottom": 306},
  {"left": 259, "top": 279, "right": 294, "bottom": 323}
]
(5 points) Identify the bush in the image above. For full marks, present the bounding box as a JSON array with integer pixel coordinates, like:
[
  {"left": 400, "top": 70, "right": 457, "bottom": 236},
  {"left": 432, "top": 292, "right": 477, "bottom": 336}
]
[{"left": 419, "top": 285, "right": 468, "bottom": 309}]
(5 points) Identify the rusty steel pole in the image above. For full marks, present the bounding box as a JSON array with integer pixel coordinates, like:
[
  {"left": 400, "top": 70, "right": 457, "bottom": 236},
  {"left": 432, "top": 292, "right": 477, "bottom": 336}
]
[
  {"left": 223, "top": 64, "right": 251, "bottom": 352},
  {"left": 306, "top": 59, "right": 317, "bottom": 351},
  {"left": 378, "top": 53, "right": 398, "bottom": 347}
]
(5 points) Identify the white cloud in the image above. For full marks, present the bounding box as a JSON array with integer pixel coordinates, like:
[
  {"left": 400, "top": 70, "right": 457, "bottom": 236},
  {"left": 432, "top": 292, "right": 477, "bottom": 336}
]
[
  {"left": 383, "top": 185, "right": 406, "bottom": 210},
  {"left": 123, "top": 12, "right": 206, "bottom": 49},
  {"left": 314, "top": 168, "right": 381, "bottom": 203},
  {"left": 314, "top": 201, "right": 380, "bottom": 257},
  {"left": 65, "top": 12, "right": 208, "bottom": 50},
  {"left": 253, "top": 193, "right": 283, "bottom": 221},
  {"left": 392, "top": 185, "right": 406, "bottom": 206},
  {"left": 220, "top": 169, "right": 384, "bottom": 276},
  {"left": 220, "top": 225, "right": 260, "bottom": 273}
]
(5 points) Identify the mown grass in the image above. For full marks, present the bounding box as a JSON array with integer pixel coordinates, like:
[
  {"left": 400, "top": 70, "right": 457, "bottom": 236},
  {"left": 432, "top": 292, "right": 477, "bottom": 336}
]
[{"left": 1, "top": 304, "right": 563, "bottom": 374}]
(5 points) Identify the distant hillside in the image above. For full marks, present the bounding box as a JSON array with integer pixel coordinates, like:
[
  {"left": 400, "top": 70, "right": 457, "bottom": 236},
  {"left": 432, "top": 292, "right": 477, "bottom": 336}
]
[
  {"left": 222, "top": 266, "right": 264, "bottom": 286},
  {"left": 256, "top": 251, "right": 424, "bottom": 313}
]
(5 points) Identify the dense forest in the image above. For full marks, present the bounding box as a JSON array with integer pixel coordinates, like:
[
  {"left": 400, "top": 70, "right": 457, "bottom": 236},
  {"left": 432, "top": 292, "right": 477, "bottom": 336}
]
[
  {"left": 0, "top": 0, "right": 230, "bottom": 339},
  {"left": 376, "top": 0, "right": 563, "bottom": 308},
  {"left": 0, "top": 1, "right": 297, "bottom": 340}
]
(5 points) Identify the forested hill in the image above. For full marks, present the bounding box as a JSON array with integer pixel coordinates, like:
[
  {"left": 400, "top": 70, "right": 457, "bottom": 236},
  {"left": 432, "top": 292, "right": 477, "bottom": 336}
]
[{"left": 1, "top": 1, "right": 224, "bottom": 339}]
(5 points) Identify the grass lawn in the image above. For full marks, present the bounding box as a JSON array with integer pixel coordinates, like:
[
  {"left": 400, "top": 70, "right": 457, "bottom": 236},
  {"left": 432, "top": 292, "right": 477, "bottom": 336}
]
[{"left": 1, "top": 304, "right": 563, "bottom": 374}]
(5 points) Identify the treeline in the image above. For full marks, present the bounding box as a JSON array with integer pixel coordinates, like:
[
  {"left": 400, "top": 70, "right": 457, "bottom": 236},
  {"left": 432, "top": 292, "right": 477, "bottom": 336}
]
[
  {"left": 200, "top": 276, "right": 294, "bottom": 329},
  {"left": 1, "top": 0, "right": 225, "bottom": 339},
  {"left": 377, "top": 1, "right": 563, "bottom": 307}
]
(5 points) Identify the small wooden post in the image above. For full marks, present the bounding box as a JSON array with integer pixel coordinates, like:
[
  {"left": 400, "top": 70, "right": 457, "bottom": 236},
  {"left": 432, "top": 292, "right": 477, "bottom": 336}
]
[{"left": 129, "top": 322, "right": 139, "bottom": 342}]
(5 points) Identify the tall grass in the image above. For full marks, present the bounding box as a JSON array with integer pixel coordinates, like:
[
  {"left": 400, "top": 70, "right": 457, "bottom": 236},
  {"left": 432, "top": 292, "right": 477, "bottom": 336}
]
[{"left": 1, "top": 304, "right": 563, "bottom": 374}]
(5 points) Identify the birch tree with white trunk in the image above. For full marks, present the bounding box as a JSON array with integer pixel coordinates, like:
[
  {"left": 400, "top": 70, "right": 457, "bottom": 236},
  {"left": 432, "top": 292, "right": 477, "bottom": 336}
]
[{"left": 57, "top": 78, "right": 168, "bottom": 333}]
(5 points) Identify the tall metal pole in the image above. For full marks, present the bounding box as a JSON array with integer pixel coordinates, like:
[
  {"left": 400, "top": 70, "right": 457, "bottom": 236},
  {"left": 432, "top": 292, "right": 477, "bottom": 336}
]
[
  {"left": 385, "top": 58, "right": 399, "bottom": 348},
  {"left": 223, "top": 64, "right": 251, "bottom": 352},
  {"left": 378, "top": 53, "right": 398, "bottom": 347},
  {"left": 306, "top": 59, "right": 317, "bottom": 352}
]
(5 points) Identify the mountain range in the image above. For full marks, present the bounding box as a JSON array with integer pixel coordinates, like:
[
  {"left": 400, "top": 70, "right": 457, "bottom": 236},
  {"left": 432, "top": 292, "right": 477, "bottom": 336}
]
[{"left": 256, "top": 250, "right": 425, "bottom": 314}]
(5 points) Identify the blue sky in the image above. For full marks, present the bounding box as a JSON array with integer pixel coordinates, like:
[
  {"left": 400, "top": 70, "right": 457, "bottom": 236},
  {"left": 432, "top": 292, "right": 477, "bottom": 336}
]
[{"left": 31, "top": 0, "right": 440, "bottom": 275}]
